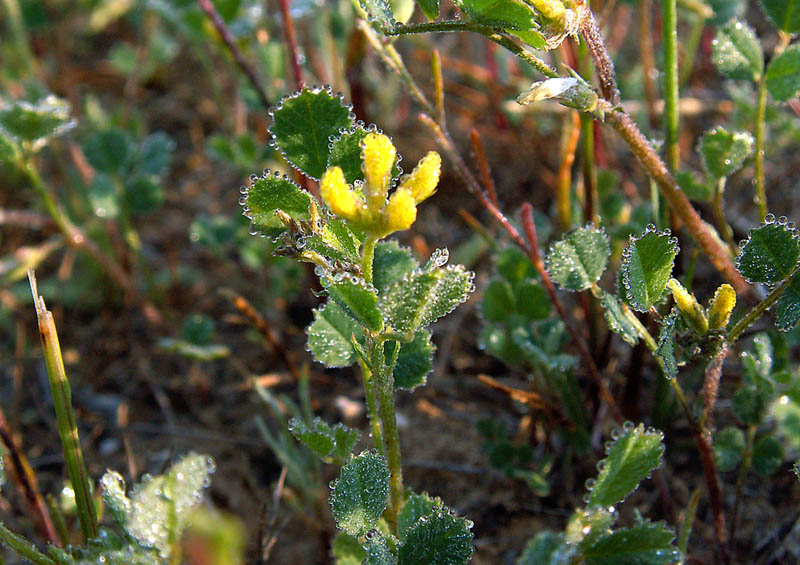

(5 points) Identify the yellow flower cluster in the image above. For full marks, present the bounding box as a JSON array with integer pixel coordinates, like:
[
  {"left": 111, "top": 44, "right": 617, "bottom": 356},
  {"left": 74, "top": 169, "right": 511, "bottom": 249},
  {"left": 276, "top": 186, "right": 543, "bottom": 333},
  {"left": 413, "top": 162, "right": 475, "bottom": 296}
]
[
  {"left": 667, "top": 279, "right": 737, "bottom": 335},
  {"left": 320, "top": 133, "right": 441, "bottom": 238}
]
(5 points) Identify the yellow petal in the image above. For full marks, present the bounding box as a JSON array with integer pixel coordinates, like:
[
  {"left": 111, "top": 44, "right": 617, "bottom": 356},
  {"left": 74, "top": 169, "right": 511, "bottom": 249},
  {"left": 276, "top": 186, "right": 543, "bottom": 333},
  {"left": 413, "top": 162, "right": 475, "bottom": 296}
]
[
  {"left": 530, "top": 0, "right": 566, "bottom": 23},
  {"left": 400, "top": 151, "right": 441, "bottom": 203},
  {"left": 667, "top": 278, "right": 708, "bottom": 335},
  {"left": 708, "top": 284, "right": 736, "bottom": 331},
  {"left": 320, "top": 166, "right": 361, "bottom": 220},
  {"left": 361, "top": 133, "right": 396, "bottom": 209},
  {"left": 382, "top": 188, "right": 417, "bottom": 235}
]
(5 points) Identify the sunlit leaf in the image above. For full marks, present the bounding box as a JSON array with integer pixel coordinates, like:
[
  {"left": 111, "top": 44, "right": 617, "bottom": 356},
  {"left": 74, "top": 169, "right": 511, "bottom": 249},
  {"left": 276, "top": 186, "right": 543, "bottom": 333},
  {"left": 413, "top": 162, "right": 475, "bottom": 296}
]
[
  {"left": 546, "top": 224, "right": 610, "bottom": 292},
  {"left": 736, "top": 220, "right": 800, "bottom": 284},
  {"left": 622, "top": 228, "right": 679, "bottom": 312},
  {"left": 330, "top": 451, "right": 390, "bottom": 536},
  {"left": 712, "top": 20, "right": 763, "bottom": 82},
  {"left": 766, "top": 45, "right": 800, "bottom": 102},
  {"left": 699, "top": 127, "right": 754, "bottom": 179}
]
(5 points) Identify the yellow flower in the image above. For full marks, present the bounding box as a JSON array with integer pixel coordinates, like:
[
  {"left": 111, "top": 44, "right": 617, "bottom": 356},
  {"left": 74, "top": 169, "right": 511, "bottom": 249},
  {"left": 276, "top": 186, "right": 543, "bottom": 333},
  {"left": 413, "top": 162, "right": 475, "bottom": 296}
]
[
  {"left": 382, "top": 188, "right": 417, "bottom": 235},
  {"left": 362, "top": 133, "right": 396, "bottom": 211},
  {"left": 667, "top": 278, "right": 708, "bottom": 335},
  {"left": 399, "top": 151, "right": 441, "bottom": 203},
  {"left": 320, "top": 166, "right": 362, "bottom": 221},
  {"left": 530, "top": 0, "right": 566, "bottom": 23},
  {"left": 708, "top": 284, "right": 736, "bottom": 331}
]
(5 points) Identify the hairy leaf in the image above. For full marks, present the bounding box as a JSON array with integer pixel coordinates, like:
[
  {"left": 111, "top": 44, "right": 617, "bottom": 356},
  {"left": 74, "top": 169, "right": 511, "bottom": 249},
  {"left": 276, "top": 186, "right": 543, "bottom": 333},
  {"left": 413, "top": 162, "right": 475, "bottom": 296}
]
[
  {"left": 398, "top": 493, "right": 439, "bottom": 542},
  {"left": 753, "top": 436, "right": 783, "bottom": 475},
  {"left": 364, "top": 532, "right": 398, "bottom": 565},
  {"left": 321, "top": 273, "right": 383, "bottom": 331},
  {"left": 579, "top": 520, "right": 680, "bottom": 565},
  {"left": 656, "top": 311, "right": 679, "bottom": 380},
  {"left": 601, "top": 292, "right": 639, "bottom": 346},
  {"left": 776, "top": 273, "right": 800, "bottom": 330},
  {"left": 397, "top": 508, "right": 474, "bottom": 564},
  {"left": 288, "top": 417, "right": 360, "bottom": 464},
  {"left": 587, "top": 424, "right": 665, "bottom": 509},
  {"left": 269, "top": 87, "right": 354, "bottom": 179},
  {"left": 307, "top": 301, "right": 361, "bottom": 367},
  {"left": 332, "top": 533, "right": 366, "bottom": 565},
  {"left": 622, "top": 228, "right": 679, "bottom": 312},
  {"left": 766, "top": 45, "right": 800, "bottom": 102},
  {"left": 242, "top": 172, "right": 312, "bottom": 236},
  {"left": 707, "top": 0, "right": 745, "bottom": 25},
  {"left": 712, "top": 20, "right": 763, "bottom": 82},
  {"left": 700, "top": 127, "right": 754, "bottom": 179},
  {"left": 388, "top": 330, "right": 435, "bottom": 391},
  {"left": 304, "top": 217, "right": 364, "bottom": 265},
  {"left": 736, "top": 220, "right": 800, "bottom": 284},
  {"left": 330, "top": 451, "right": 390, "bottom": 536},
  {"left": 517, "top": 531, "right": 574, "bottom": 565},
  {"left": 358, "top": 0, "right": 395, "bottom": 26},
  {"left": 547, "top": 224, "right": 610, "bottom": 292},
  {"left": 372, "top": 241, "right": 419, "bottom": 294}
]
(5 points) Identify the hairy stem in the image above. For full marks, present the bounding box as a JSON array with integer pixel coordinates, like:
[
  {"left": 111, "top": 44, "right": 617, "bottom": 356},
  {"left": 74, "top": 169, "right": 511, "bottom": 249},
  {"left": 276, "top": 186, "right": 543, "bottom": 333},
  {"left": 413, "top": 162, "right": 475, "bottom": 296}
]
[
  {"left": 727, "top": 268, "right": 799, "bottom": 342},
  {"left": 359, "top": 360, "right": 384, "bottom": 454}
]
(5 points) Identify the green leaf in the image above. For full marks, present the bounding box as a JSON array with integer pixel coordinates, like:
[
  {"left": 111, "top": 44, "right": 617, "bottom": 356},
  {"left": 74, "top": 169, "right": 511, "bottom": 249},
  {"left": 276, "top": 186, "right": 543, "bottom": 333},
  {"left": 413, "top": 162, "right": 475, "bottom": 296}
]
[
  {"left": 580, "top": 520, "right": 680, "bottom": 565},
  {"left": 389, "top": 330, "right": 435, "bottom": 391},
  {"left": 676, "top": 171, "right": 714, "bottom": 202},
  {"left": 416, "top": 0, "right": 439, "bottom": 20},
  {"left": 776, "top": 273, "right": 800, "bottom": 330},
  {"left": 766, "top": 45, "right": 800, "bottom": 102},
  {"left": 330, "top": 451, "right": 390, "bottom": 536},
  {"left": 713, "top": 426, "right": 745, "bottom": 472},
  {"left": 733, "top": 385, "right": 769, "bottom": 425},
  {"left": 137, "top": 132, "right": 174, "bottom": 177},
  {"left": 761, "top": 0, "right": 800, "bottom": 33},
  {"left": 125, "top": 176, "right": 164, "bottom": 214},
  {"left": 358, "top": 0, "right": 396, "bottom": 26},
  {"left": 305, "top": 217, "right": 364, "bottom": 265},
  {"left": 699, "top": 127, "right": 754, "bottom": 179},
  {"left": 546, "top": 224, "right": 610, "bottom": 292},
  {"left": 364, "top": 532, "right": 398, "bottom": 565},
  {"left": 622, "top": 228, "right": 679, "bottom": 312},
  {"left": 753, "top": 435, "right": 784, "bottom": 475},
  {"left": 0, "top": 95, "right": 74, "bottom": 150},
  {"left": 496, "top": 246, "right": 537, "bottom": 287},
  {"left": 712, "top": 20, "right": 763, "bottom": 82},
  {"left": 656, "top": 311, "right": 679, "bottom": 380},
  {"left": 457, "top": 0, "right": 545, "bottom": 49},
  {"left": 88, "top": 173, "right": 122, "bottom": 219},
  {"left": 307, "top": 301, "right": 362, "bottom": 367},
  {"left": 515, "top": 282, "right": 550, "bottom": 320},
  {"left": 707, "top": 0, "right": 745, "bottom": 25},
  {"left": 397, "top": 508, "right": 474, "bottom": 564},
  {"left": 601, "top": 292, "right": 639, "bottom": 346},
  {"left": 242, "top": 171, "right": 312, "bottom": 236},
  {"left": 321, "top": 272, "right": 383, "bottom": 332},
  {"left": 587, "top": 423, "right": 665, "bottom": 508},
  {"left": 398, "top": 493, "right": 438, "bottom": 542},
  {"left": 372, "top": 241, "right": 419, "bottom": 294},
  {"left": 380, "top": 264, "right": 474, "bottom": 339},
  {"left": 83, "top": 129, "right": 134, "bottom": 174},
  {"left": 269, "top": 87, "right": 355, "bottom": 179},
  {"left": 517, "top": 531, "right": 573, "bottom": 565},
  {"left": 327, "top": 125, "right": 401, "bottom": 185},
  {"left": 288, "top": 417, "right": 360, "bottom": 464},
  {"left": 736, "top": 220, "right": 800, "bottom": 284},
  {"left": 332, "top": 533, "right": 366, "bottom": 565},
  {"left": 482, "top": 279, "right": 515, "bottom": 322}
]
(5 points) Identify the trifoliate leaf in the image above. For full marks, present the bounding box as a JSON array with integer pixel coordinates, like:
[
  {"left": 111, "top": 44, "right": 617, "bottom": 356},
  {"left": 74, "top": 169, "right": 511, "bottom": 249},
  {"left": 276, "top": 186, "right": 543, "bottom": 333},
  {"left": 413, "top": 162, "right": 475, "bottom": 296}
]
[
  {"left": 330, "top": 451, "right": 390, "bottom": 537},
  {"left": 397, "top": 507, "right": 474, "bottom": 564},
  {"left": 736, "top": 220, "right": 800, "bottom": 284},
  {"left": 515, "top": 282, "right": 550, "bottom": 320},
  {"left": 700, "top": 127, "right": 754, "bottom": 180},
  {"left": 587, "top": 423, "right": 665, "bottom": 509},
  {"left": 601, "top": 291, "right": 640, "bottom": 346},
  {"left": 753, "top": 435, "right": 783, "bottom": 475},
  {"left": 713, "top": 426, "right": 745, "bottom": 472},
  {"left": 125, "top": 176, "right": 164, "bottom": 215},
  {"left": 712, "top": 20, "right": 763, "bottom": 82},
  {"left": 766, "top": 45, "right": 800, "bottom": 102},
  {"left": 288, "top": 417, "right": 360, "bottom": 464},
  {"left": 269, "top": 87, "right": 354, "bottom": 180},
  {"left": 622, "top": 228, "right": 679, "bottom": 312},
  {"left": 388, "top": 330, "right": 435, "bottom": 391},
  {"left": 242, "top": 172, "right": 312, "bottom": 236},
  {"left": 546, "top": 224, "right": 610, "bottom": 292},
  {"left": 0, "top": 95, "right": 74, "bottom": 151},
  {"left": 579, "top": 520, "right": 681, "bottom": 565},
  {"left": 496, "top": 246, "right": 537, "bottom": 287},
  {"left": 307, "top": 301, "right": 362, "bottom": 367},
  {"left": 761, "top": 0, "right": 800, "bottom": 33},
  {"left": 137, "top": 131, "right": 174, "bottom": 176}
]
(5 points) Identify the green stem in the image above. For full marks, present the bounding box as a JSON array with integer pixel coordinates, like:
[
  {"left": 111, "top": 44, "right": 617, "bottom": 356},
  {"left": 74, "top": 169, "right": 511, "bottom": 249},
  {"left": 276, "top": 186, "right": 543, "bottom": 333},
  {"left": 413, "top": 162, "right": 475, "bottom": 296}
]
[
  {"left": 28, "top": 273, "right": 99, "bottom": 541},
  {"left": 730, "top": 424, "right": 755, "bottom": 540},
  {"left": 754, "top": 75, "right": 768, "bottom": 222},
  {"left": 359, "top": 359, "right": 385, "bottom": 453},
  {"left": 680, "top": 14, "right": 706, "bottom": 86},
  {"left": 662, "top": 0, "right": 680, "bottom": 173},
  {"left": 362, "top": 236, "right": 378, "bottom": 285},
  {"left": 0, "top": 522, "right": 55, "bottom": 565},
  {"left": 711, "top": 177, "right": 736, "bottom": 252},
  {"left": 727, "top": 269, "right": 799, "bottom": 342}
]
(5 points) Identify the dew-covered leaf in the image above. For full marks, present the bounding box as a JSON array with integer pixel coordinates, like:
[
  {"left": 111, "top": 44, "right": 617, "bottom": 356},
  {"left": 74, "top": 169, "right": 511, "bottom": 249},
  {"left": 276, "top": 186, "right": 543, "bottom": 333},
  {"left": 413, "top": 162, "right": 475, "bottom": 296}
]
[
  {"left": 776, "top": 273, "right": 800, "bottom": 330},
  {"left": 321, "top": 273, "right": 383, "bottom": 332},
  {"left": 242, "top": 172, "right": 312, "bottom": 236},
  {"left": 372, "top": 241, "right": 419, "bottom": 294},
  {"left": 397, "top": 507, "right": 474, "bottom": 564},
  {"left": 388, "top": 330, "right": 434, "bottom": 391},
  {"left": 700, "top": 127, "right": 754, "bottom": 180},
  {"left": 416, "top": 0, "right": 439, "bottom": 20},
  {"left": 304, "top": 217, "right": 364, "bottom": 265},
  {"left": 83, "top": 129, "right": 134, "bottom": 174},
  {"left": 332, "top": 532, "right": 366, "bottom": 565},
  {"left": 517, "top": 531, "right": 574, "bottom": 565},
  {"left": 124, "top": 453, "right": 215, "bottom": 560},
  {"left": 736, "top": 220, "right": 800, "bottom": 284},
  {"left": 0, "top": 95, "right": 74, "bottom": 150},
  {"left": 307, "top": 301, "right": 362, "bottom": 367},
  {"left": 269, "top": 87, "right": 354, "bottom": 179},
  {"left": 601, "top": 291, "right": 639, "bottom": 346},
  {"left": 330, "top": 450, "right": 390, "bottom": 537},
  {"left": 587, "top": 423, "right": 665, "bottom": 509},
  {"left": 766, "top": 45, "right": 800, "bottom": 102},
  {"left": 656, "top": 310, "right": 679, "bottom": 380},
  {"left": 761, "top": 0, "right": 800, "bottom": 33},
  {"left": 714, "top": 426, "right": 745, "bottom": 472},
  {"left": 622, "top": 228, "right": 679, "bottom": 312},
  {"left": 456, "top": 0, "right": 546, "bottom": 49},
  {"left": 579, "top": 520, "right": 680, "bottom": 565},
  {"left": 397, "top": 493, "right": 438, "bottom": 542},
  {"left": 364, "top": 531, "right": 398, "bottom": 565},
  {"left": 753, "top": 435, "right": 783, "bottom": 475},
  {"left": 546, "top": 224, "right": 610, "bottom": 292},
  {"left": 380, "top": 264, "right": 474, "bottom": 339},
  {"left": 327, "top": 125, "right": 401, "bottom": 185},
  {"left": 358, "top": 0, "right": 396, "bottom": 26},
  {"left": 288, "top": 417, "right": 360, "bottom": 464},
  {"left": 712, "top": 20, "right": 763, "bottom": 82}
]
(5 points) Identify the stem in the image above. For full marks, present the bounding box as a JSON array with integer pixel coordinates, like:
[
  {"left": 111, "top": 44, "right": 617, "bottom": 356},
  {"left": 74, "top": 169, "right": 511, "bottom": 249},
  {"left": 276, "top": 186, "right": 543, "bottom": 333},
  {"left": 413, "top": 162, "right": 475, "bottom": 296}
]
[
  {"left": 0, "top": 522, "right": 55, "bottom": 565},
  {"left": 579, "top": 13, "right": 620, "bottom": 105},
  {"left": 754, "top": 75, "right": 768, "bottom": 222},
  {"left": 712, "top": 177, "right": 736, "bottom": 251},
  {"left": 638, "top": 0, "right": 659, "bottom": 130},
  {"left": 702, "top": 344, "right": 728, "bottom": 429},
  {"left": 677, "top": 487, "right": 702, "bottom": 554},
  {"left": 362, "top": 236, "right": 378, "bottom": 285},
  {"left": 28, "top": 272, "right": 98, "bottom": 541},
  {"left": 680, "top": 15, "right": 706, "bottom": 86},
  {"left": 278, "top": 0, "right": 305, "bottom": 90},
  {"left": 580, "top": 112, "right": 598, "bottom": 225},
  {"left": 690, "top": 421, "right": 729, "bottom": 558},
  {"left": 727, "top": 268, "right": 799, "bottom": 342},
  {"left": 730, "top": 424, "right": 756, "bottom": 540},
  {"left": 557, "top": 111, "right": 581, "bottom": 230},
  {"left": 661, "top": 0, "right": 680, "bottom": 173},
  {"left": 359, "top": 359, "right": 385, "bottom": 453}
]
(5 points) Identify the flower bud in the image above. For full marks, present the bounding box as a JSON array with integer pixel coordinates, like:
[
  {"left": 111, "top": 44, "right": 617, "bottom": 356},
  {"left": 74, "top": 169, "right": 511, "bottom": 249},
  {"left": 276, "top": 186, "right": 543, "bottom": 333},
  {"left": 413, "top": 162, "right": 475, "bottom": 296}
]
[
  {"left": 400, "top": 151, "right": 441, "bottom": 203},
  {"left": 382, "top": 188, "right": 417, "bottom": 235},
  {"left": 667, "top": 278, "right": 708, "bottom": 335},
  {"left": 708, "top": 284, "right": 736, "bottom": 331},
  {"left": 321, "top": 166, "right": 362, "bottom": 221},
  {"left": 361, "top": 133, "right": 396, "bottom": 211}
]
